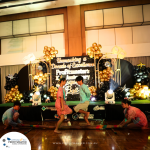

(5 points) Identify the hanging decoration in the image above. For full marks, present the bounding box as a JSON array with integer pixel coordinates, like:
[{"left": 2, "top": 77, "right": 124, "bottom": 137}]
[
  {"left": 43, "top": 46, "right": 58, "bottom": 62},
  {"left": 4, "top": 85, "right": 23, "bottom": 103},
  {"left": 86, "top": 42, "right": 103, "bottom": 59},
  {"left": 48, "top": 86, "right": 58, "bottom": 100}
]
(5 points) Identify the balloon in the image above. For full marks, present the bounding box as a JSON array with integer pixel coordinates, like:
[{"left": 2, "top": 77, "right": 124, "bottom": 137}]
[
  {"left": 97, "top": 44, "right": 102, "bottom": 49},
  {"left": 43, "top": 49, "right": 46, "bottom": 54},
  {"left": 101, "top": 78, "right": 104, "bottom": 82},
  {"left": 47, "top": 47, "right": 51, "bottom": 51},
  {"left": 92, "top": 43, "right": 97, "bottom": 47},
  {"left": 94, "top": 46, "right": 98, "bottom": 50},
  {"left": 99, "top": 71, "right": 103, "bottom": 75},
  {"left": 103, "top": 74, "right": 108, "bottom": 79},
  {"left": 45, "top": 51, "right": 50, "bottom": 55},
  {"left": 51, "top": 47, "right": 55, "bottom": 51},
  {"left": 39, "top": 72, "right": 43, "bottom": 77},
  {"left": 11, "top": 88, "right": 14, "bottom": 91},
  {"left": 99, "top": 53, "right": 103, "bottom": 58},
  {"left": 103, "top": 69, "right": 107, "bottom": 74},
  {"left": 54, "top": 50, "right": 58, "bottom": 54},
  {"left": 44, "top": 46, "right": 48, "bottom": 50}
]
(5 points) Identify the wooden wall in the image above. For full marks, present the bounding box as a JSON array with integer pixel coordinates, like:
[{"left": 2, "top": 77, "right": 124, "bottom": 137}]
[
  {"left": 80, "top": 0, "right": 150, "bottom": 55},
  {"left": 0, "top": 7, "right": 69, "bottom": 57},
  {"left": 0, "top": 0, "right": 150, "bottom": 57}
]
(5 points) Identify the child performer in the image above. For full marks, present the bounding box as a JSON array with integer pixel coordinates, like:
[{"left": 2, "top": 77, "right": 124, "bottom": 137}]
[
  {"left": 74, "top": 76, "right": 91, "bottom": 126},
  {"left": 54, "top": 75, "right": 72, "bottom": 133},
  {"left": 119, "top": 99, "right": 148, "bottom": 129},
  {"left": 2, "top": 100, "right": 23, "bottom": 129}
]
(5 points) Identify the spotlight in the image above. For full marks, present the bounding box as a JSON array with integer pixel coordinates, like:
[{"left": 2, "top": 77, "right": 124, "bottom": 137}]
[
  {"left": 91, "top": 97, "right": 96, "bottom": 102},
  {"left": 44, "top": 94, "right": 47, "bottom": 98},
  {"left": 30, "top": 93, "right": 33, "bottom": 96},
  {"left": 105, "top": 89, "right": 115, "bottom": 104}
]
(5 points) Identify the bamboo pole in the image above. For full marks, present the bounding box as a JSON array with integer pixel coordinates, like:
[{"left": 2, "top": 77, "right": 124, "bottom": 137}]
[{"left": 19, "top": 124, "right": 121, "bottom": 130}]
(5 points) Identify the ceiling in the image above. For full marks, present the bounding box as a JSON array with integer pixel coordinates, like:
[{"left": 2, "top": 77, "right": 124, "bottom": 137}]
[{"left": 0, "top": 0, "right": 126, "bottom": 16}]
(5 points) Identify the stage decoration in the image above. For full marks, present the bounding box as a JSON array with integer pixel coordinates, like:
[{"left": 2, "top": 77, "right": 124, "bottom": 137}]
[
  {"left": 98, "top": 67, "right": 114, "bottom": 82},
  {"left": 4, "top": 85, "right": 23, "bottom": 103},
  {"left": 129, "top": 83, "right": 150, "bottom": 100},
  {"left": 128, "top": 63, "right": 150, "bottom": 100},
  {"left": 48, "top": 86, "right": 58, "bottom": 101},
  {"left": 89, "top": 86, "right": 97, "bottom": 101},
  {"left": 30, "top": 86, "right": 42, "bottom": 105},
  {"left": 23, "top": 53, "right": 35, "bottom": 65},
  {"left": 33, "top": 72, "right": 48, "bottom": 85},
  {"left": 4, "top": 73, "right": 18, "bottom": 90},
  {"left": 137, "top": 62, "right": 145, "bottom": 68},
  {"left": 43, "top": 46, "right": 58, "bottom": 62},
  {"left": 86, "top": 42, "right": 103, "bottom": 59}
]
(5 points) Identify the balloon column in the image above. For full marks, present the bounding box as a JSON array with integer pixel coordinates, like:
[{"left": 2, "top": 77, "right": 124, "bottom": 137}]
[
  {"left": 129, "top": 83, "right": 150, "bottom": 99},
  {"left": 43, "top": 46, "right": 58, "bottom": 62},
  {"left": 4, "top": 73, "right": 18, "bottom": 90},
  {"left": 133, "top": 63, "right": 150, "bottom": 85},
  {"left": 86, "top": 43, "right": 103, "bottom": 59},
  {"left": 89, "top": 86, "right": 97, "bottom": 96},
  {"left": 33, "top": 72, "right": 48, "bottom": 85},
  {"left": 4, "top": 85, "right": 23, "bottom": 103},
  {"left": 99, "top": 67, "right": 114, "bottom": 82},
  {"left": 129, "top": 62, "right": 150, "bottom": 99},
  {"left": 48, "top": 86, "right": 58, "bottom": 100}
]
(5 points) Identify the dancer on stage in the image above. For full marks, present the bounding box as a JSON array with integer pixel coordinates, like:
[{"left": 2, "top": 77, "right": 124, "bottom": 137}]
[
  {"left": 2, "top": 100, "right": 23, "bottom": 129},
  {"left": 54, "top": 75, "right": 72, "bottom": 133},
  {"left": 74, "top": 76, "right": 91, "bottom": 126},
  {"left": 119, "top": 99, "right": 148, "bottom": 129}
]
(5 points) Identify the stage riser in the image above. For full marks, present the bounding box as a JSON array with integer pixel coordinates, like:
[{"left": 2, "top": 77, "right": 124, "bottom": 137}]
[{"left": 0, "top": 104, "right": 149, "bottom": 122}]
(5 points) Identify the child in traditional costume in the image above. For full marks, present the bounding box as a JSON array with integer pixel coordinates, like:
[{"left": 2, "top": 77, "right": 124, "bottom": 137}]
[
  {"left": 119, "top": 99, "right": 148, "bottom": 129},
  {"left": 74, "top": 76, "right": 91, "bottom": 126},
  {"left": 54, "top": 75, "right": 72, "bottom": 133},
  {"left": 2, "top": 100, "right": 23, "bottom": 129}
]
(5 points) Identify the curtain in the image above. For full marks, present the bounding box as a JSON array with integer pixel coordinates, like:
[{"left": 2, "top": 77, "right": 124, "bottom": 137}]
[
  {"left": 0, "top": 64, "right": 24, "bottom": 104},
  {"left": 125, "top": 56, "right": 150, "bottom": 67}
]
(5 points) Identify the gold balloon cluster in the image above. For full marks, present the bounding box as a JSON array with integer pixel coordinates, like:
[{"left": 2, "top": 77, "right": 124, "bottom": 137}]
[
  {"left": 89, "top": 86, "right": 97, "bottom": 96},
  {"left": 43, "top": 46, "right": 58, "bottom": 62},
  {"left": 48, "top": 86, "right": 58, "bottom": 100},
  {"left": 129, "top": 83, "right": 150, "bottom": 99},
  {"left": 4, "top": 85, "right": 23, "bottom": 103},
  {"left": 33, "top": 72, "right": 48, "bottom": 85},
  {"left": 87, "top": 43, "right": 103, "bottom": 59},
  {"left": 99, "top": 67, "right": 114, "bottom": 82}
]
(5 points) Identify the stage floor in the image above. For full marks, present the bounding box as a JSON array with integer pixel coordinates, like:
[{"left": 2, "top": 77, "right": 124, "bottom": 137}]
[
  {"left": 0, "top": 100, "right": 150, "bottom": 107},
  {"left": 0, "top": 120, "right": 150, "bottom": 150}
]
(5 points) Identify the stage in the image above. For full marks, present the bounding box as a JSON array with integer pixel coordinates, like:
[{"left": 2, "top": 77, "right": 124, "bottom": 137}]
[{"left": 0, "top": 100, "right": 150, "bottom": 122}]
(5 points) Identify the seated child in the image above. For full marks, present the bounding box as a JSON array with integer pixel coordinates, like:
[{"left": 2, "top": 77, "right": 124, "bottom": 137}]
[{"left": 2, "top": 100, "right": 23, "bottom": 129}]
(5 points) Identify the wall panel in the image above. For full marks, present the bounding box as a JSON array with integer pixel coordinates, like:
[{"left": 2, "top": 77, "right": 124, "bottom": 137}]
[
  {"left": 115, "top": 27, "right": 132, "bottom": 45},
  {"left": 99, "top": 28, "right": 115, "bottom": 46},
  {"left": 23, "top": 36, "right": 36, "bottom": 53},
  {"left": 37, "top": 34, "right": 51, "bottom": 52},
  {"left": 13, "top": 19, "right": 29, "bottom": 35},
  {"left": 104, "top": 7, "right": 122, "bottom": 26},
  {"left": 85, "top": 10, "right": 103, "bottom": 28},
  {"left": 0, "top": 21, "right": 12, "bottom": 37},
  {"left": 123, "top": 5, "right": 143, "bottom": 24},
  {"left": 46, "top": 14, "right": 64, "bottom": 31},
  {"left": 133, "top": 25, "right": 150, "bottom": 44}
]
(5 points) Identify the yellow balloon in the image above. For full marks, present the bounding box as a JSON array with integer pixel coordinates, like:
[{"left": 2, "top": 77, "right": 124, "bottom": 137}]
[{"left": 15, "top": 85, "right": 18, "bottom": 89}]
